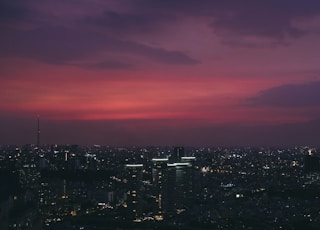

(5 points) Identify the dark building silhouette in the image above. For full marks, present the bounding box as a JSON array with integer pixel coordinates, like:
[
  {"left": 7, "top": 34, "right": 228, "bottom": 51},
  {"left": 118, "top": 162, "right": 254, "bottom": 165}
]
[
  {"left": 167, "top": 159, "right": 196, "bottom": 216},
  {"left": 304, "top": 149, "right": 320, "bottom": 172},
  {"left": 171, "top": 147, "right": 184, "bottom": 161}
]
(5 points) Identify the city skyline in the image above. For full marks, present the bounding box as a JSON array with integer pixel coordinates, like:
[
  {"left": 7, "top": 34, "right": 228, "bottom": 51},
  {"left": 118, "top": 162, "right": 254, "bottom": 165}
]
[{"left": 1, "top": 0, "right": 320, "bottom": 146}]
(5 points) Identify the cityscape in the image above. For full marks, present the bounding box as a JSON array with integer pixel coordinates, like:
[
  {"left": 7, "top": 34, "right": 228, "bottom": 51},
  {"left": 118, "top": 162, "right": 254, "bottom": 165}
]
[
  {"left": 2, "top": 1, "right": 320, "bottom": 229},
  {"left": 1, "top": 144, "right": 320, "bottom": 229}
]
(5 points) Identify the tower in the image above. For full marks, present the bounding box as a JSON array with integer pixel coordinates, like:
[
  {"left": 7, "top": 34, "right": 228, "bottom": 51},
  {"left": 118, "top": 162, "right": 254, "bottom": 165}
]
[{"left": 36, "top": 115, "right": 40, "bottom": 148}]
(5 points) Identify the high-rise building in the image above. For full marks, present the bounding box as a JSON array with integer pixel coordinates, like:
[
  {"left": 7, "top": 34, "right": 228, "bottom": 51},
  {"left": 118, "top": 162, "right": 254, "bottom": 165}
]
[
  {"left": 166, "top": 163, "right": 177, "bottom": 217},
  {"left": 125, "top": 164, "right": 144, "bottom": 220},
  {"left": 181, "top": 156, "right": 197, "bottom": 201},
  {"left": 151, "top": 158, "right": 169, "bottom": 219},
  {"left": 167, "top": 162, "right": 194, "bottom": 214},
  {"left": 151, "top": 152, "right": 196, "bottom": 219}
]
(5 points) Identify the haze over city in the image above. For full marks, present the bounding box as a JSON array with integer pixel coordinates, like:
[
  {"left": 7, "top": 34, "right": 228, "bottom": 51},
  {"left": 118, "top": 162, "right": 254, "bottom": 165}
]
[{"left": 1, "top": 0, "right": 320, "bottom": 146}]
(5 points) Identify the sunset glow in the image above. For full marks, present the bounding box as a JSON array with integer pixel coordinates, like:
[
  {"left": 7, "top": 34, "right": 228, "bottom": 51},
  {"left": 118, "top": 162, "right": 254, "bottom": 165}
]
[{"left": 1, "top": 0, "right": 320, "bottom": 146}]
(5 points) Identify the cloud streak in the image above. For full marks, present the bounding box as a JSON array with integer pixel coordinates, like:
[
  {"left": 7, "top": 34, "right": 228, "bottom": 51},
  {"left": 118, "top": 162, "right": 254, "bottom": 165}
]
[
  {"left": 84, "top": 10, "right": 175, "bottom": 35},
  {"left": 132, "top": 0, "right": 320, "bottom": 46},
  {"left": 249, "top": 81, "right": 320, "bottom": 107},
  {"left": 0, "top": 26, "right": 198, "bottom": 67},
  {"left": 0, "top": 1, "right": 28, "bottom": 24}
]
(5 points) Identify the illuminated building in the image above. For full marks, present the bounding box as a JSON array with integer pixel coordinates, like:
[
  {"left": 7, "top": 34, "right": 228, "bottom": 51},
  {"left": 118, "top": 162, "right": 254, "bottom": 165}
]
[
  {"left": 151, "top": 158, "right": 169, "bottom": 217},
  {"left": 125, "top": 164, "right": 144, "bottom": 220},
  {"left": 167, "top": 162, "right": 194, "bottom": 215}
]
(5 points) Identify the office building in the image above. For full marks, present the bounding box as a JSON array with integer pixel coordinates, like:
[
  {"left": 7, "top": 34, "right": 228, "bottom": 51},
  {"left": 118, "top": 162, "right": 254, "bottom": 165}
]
[{"left": 125, "top": 164, "right": 144, "bottom": 220}]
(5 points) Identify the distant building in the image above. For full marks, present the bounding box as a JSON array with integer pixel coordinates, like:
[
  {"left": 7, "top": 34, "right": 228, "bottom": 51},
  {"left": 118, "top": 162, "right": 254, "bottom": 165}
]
[
  {"left": 304, "top": 149, "right": 320, "bottom": 173},
  {"left": 38, "top": 157, "right": 47, "bottom": 169},
  {"left": 171, "top": 147, "right": 184, "bottom": 161}
]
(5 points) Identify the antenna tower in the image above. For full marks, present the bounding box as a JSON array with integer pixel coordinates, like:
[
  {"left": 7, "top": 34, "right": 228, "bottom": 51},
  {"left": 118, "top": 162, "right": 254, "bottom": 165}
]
[{"left": 37, "top": 115, "right": 40, "bottom": 147}]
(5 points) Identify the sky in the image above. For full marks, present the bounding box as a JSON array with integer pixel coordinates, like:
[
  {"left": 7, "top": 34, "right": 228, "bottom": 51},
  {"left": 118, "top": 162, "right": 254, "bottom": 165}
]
[{"left": 1, "top": 0, "right": 320, "bottom": 147}]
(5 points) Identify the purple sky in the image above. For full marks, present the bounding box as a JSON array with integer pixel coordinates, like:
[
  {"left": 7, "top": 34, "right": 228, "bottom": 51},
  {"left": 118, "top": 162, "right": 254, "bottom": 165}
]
[{"left": 1, "top": 0, "right": 320, "bottom": 146}]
